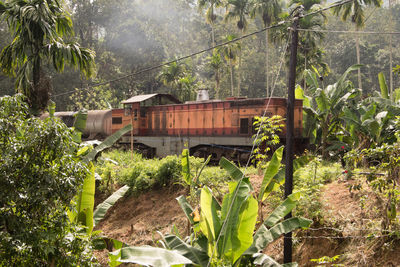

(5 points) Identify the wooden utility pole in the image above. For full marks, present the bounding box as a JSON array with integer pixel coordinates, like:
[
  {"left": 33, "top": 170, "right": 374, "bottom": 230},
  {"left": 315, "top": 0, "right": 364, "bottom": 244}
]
[
  {"left": 131, "top": 111, "right": 134, "bottom": 160},
  {"left": 284, "top": 12, "right": 300, "bottom": 264}
]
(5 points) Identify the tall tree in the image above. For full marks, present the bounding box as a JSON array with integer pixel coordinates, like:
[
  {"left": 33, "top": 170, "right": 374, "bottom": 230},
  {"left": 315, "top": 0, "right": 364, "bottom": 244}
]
[
  {"left": 198, "top": 0, "right": 223, "bottom": 46},
  {"left": 219, "top": 34, "right": 241, "bottom": 96},
  {"left": 0, "top": 0, "right": 95, "bottom": 111},
  {"left": 333, "top": 0, "right": 382, "bottom": 92},
  {"left": 224, "top": 0, "right": 251, "bottom": 96},
  {"left": 250, "top": 0, "right": 282, "bottom": 96}
]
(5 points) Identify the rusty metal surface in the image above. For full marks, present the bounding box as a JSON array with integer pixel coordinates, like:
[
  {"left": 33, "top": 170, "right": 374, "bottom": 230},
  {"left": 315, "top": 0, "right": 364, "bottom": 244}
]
[{"left": 121, "top": 93, "right": 181, "bottom": 104}]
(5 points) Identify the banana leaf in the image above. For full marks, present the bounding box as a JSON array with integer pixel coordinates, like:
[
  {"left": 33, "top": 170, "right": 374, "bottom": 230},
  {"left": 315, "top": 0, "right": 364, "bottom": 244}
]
[
  {"left": 245, "top": 217, "right": 312, "bottom": 254},
  {"left": 176, "top": 195, "right": 195, "bottom": 225},
  {"left": 181, "top": 149, "right": 191, "bottom": 185},
  {"left": 164, "top": 234, "right": 209, "bottom": 267},
  {"left": 109, "top": 246, "right": 193, "bottom": 267},
  {"left": 199, "top": 186, "right": 222, "bottom": 254},
  {"left": 259, "top": 146, "right": 284, "bottom": 202},
  {"left": 74, "top": 109, "right": 87, "bottom": 134},
  {"left": 71, "top": 162, "right": 96, "bottom": 234},
  {"left": 378, "top": 72, "right": 389, "bottom": 99},
  {"left": 264, "top": 192, "right": 301, "bottom": 227},
  {"left": 219, "top": 157, "right": 246, "bottom": 181},
  {"left": 84, "top": 124, "right": 132, "bottom": 163},
  {"left": 253, "top": 253, "right": 299, "bottom": 267},
  {"left": 93, "top": 185, "right": 130, "bottom": 227},
  {"left": 220, "top": 180, "right": 258, "bottom": 264}
]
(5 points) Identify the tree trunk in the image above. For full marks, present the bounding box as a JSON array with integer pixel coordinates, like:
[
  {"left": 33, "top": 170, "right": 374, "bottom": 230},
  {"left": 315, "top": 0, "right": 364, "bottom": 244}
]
[
  {"left": 304, "top": 56, "right": 307, "bottom": 94},
  {"left": 355, "top": 28, "right": 362, "bottom": 91},
  {"left": 237, "top": 29, "right": 243, "bottom": 97},
  {"left": 389, "top": 0, "right": 394, "bottom": 99},
  {"left": 216, "top": 67, "right": 220, "bottom": 99},
  {"left": 230, "top": 59, "right": 234, "bottom": 96},
  {"left": 265, "top": 29, "right": 270, "bottom": 97}
]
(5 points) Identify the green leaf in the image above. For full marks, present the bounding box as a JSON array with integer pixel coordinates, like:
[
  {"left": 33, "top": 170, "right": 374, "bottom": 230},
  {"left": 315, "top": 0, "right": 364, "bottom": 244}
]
[
  {"left": 219, "top": 179, "right": 258, "bottom": 263},
  {"left": 194, "top": 155, "right": 211, "bottom": 185},
  {"left": 48, "top": 100, "right": 56, "bottom": 118},
  {"left": 74, "top": 110, "right": 87, "bottom": 133},
  {"left": 246, "top": 217, "right": 312, "bottom": 254},
  {"left": 93, "top": 185, "right": 130, "bottom": 227},
  {"left": 219, "top": 157, "right": 246, "bottom": 181},
  {"left": 253, "top": 253, "right": 282, "bottom": 267},
  {"left": 263, "top": 156, "right": 312, "bottom": 197},
  {"left": 295, "top": 85, "right": 311, "bottom": 108},
  {"left": 181, "top": 149, "right": 191, "bottom": 185},
  {"left": 109, "top": 246, "right": 193, "bottom": 267},
  {"left": 259, "top": 146, "right": 284, "bottom": 202},
  {"left": 199, "top": 187, "right": 222, "bottom": 256},
  {"left": 176, "top": 195, "right": 195, "bottom": 225},
  {"left": 378, "top": 72, "right": 389, "bottom": 99},
  {"left": 336, "top": 64, "right": 362, "bottom": 89},
  {"left": 74, "top": 162, "right": 96, "bottom": 234},
  {"left": 84, "top": 124, "right": 132, "bottom": 163},
  {"left": 264, "top": 192, "right": 301, "bottom": 228},
  {"left": 164, "top": 235, "right": 209, "bottom": 267}
]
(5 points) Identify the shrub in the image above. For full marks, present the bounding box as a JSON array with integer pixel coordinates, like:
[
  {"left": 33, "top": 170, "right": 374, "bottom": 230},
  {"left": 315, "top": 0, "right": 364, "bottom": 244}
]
[
  {"left": 156, "top": 155, "right": 181, "bottom": 186},
  {"left": 0, "top": 95, "right": 94, "bottom": 265}
]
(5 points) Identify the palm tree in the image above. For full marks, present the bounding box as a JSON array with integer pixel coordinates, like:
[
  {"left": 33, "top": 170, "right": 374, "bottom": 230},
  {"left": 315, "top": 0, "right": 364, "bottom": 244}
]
[
  {"left": 0, "top": 0, "right": 96, "bottom": 112},
  {"left": 270, "top": 0, "right": 327, "bottom": 84},
  {"left": 250, "top": 0, "right": 282, "bottom": 97},
  {"left": 219, "top": 34, "right": 241, "bottom": 96},
  {"left": 332, "top": 0, "right": 382, "bottom": 92},
  {"left": 198, "top": 0, "right": 223, "bottom": 99},
  {"left": 198, "top": 0, "right": 223, "bottom": 46},
  {"left": 224, "top": 0, "right": 251, "bottom": 96}
]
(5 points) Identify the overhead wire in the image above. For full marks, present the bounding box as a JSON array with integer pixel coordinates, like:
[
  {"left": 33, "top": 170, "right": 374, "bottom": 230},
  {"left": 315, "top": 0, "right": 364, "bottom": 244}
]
[
  {"left": 51, "top": 20, "right": 288, "bottom": 98},
  {"left": 52, "top": 0, "right": 358, "bottom": 99},
  {"left": 205, "top": 27, "right": 293, "bottom": 267},
  {"left": 297, "top": 28, "right": 400, "bottom": 35}
]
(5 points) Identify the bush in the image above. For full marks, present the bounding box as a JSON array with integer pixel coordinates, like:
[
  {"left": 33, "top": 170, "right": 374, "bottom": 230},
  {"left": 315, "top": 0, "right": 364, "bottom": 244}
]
[
  {"left": 156, "top": 156, "right": 181, "bottom": 186},
  {"left": 0, "top": 95, "right": 94, "bottom": 265}
]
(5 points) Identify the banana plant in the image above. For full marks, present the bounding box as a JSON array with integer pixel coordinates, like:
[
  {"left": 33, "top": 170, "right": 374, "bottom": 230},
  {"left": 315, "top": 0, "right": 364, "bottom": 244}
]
[
  {"left": 171, "top": 157, "right": 311, "bottom": 266},
  {"left": 340, "top": 72, "right": 400, "bottom": 150},
  {"left": 300, "top": 65, "right": 362, "bottom": 158}
]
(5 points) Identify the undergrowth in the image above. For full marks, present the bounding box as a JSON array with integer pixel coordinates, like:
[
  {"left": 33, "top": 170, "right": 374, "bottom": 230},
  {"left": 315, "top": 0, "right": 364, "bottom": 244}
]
[
  {"left": 293, "top": 159, "right": 342, "bottom": 221},
  {"left": 95, "top": 150, "right": 256, "bottom": 197}
]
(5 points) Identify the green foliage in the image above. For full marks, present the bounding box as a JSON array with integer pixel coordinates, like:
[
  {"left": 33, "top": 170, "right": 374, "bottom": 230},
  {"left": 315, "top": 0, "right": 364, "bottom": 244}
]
[
  {"left": 97, "top": 151, "right": 182, "bottom": 195},
  {"left": 0, "top": 0, "right": 95, "bottom": 111},
  {"left": 310, "top": 254, "right": 343, "bottom": 266},
  {"left": 93, "top": 185, "right": 130, "bottom": 227},
  {"left": 0, "top": 95, "right": 94, "bottom": 265},
  {"left": 301, "top": 65, "right": 362, "bottom": 158},
  {"left": 252, "top": 115, "right": 284, "bottom": 167},
  {"left": 109, "top": 246, "right": 193, "bottom": 267},
  {"left": 344, "top": 120, "right": 400, "bottom": 229},
  {"left": 170, "top": 158, "right": 311, "bottom": 266},
  {"left": 293, "top": 159, "right": 342, "bottom": 220}
]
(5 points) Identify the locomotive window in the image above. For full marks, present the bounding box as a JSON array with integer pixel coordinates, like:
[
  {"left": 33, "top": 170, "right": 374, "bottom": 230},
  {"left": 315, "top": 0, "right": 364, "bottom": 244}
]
[
  {"left": 240, "top": 118, "right": 249, "bottom": 134},
  {"left": 112, "top": 117, "right": 122, "bottom": 124},
  {"left": 124, "top": 104, "right": 132, "bottom": 116},
  {"left": 60, "top": 116, "right": 74, "bottom": 127},
  {"left": 140, "top": 108, "right": 146, "bottom": 117}
]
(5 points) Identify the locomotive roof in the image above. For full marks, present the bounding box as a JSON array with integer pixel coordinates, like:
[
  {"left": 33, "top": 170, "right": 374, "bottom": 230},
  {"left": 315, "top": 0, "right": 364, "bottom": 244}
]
[{"left": 121, "top": 93, "right": 181, "bottom": 104}]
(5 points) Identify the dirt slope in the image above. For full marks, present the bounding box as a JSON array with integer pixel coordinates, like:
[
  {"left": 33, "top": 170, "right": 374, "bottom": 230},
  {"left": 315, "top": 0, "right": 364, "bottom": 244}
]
[{"left": 94, "top": 177, "right": 400, "bottom": 266}]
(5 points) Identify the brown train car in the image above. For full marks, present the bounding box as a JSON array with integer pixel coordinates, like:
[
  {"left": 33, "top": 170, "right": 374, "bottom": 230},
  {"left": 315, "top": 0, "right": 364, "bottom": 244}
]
[{"left": 112, "top": 93, "right": 304, "bottom": 162}]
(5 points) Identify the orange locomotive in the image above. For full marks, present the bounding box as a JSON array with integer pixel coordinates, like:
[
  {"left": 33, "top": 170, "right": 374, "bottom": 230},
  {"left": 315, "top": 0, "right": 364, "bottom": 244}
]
[{"left": 111, "top": 93, "right": 304, "bottom": 162}]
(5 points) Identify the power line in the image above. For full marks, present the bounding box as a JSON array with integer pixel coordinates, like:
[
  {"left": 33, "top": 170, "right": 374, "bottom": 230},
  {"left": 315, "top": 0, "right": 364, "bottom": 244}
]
[
  {"left": 52, "top": 21, "right": 288, "bottom": 98},
  {"left": 298, "top": 28, "right": 400, "bottom": 35},
  {"left": 52, "top": 0, "right": 356, "bottom": 99}
]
